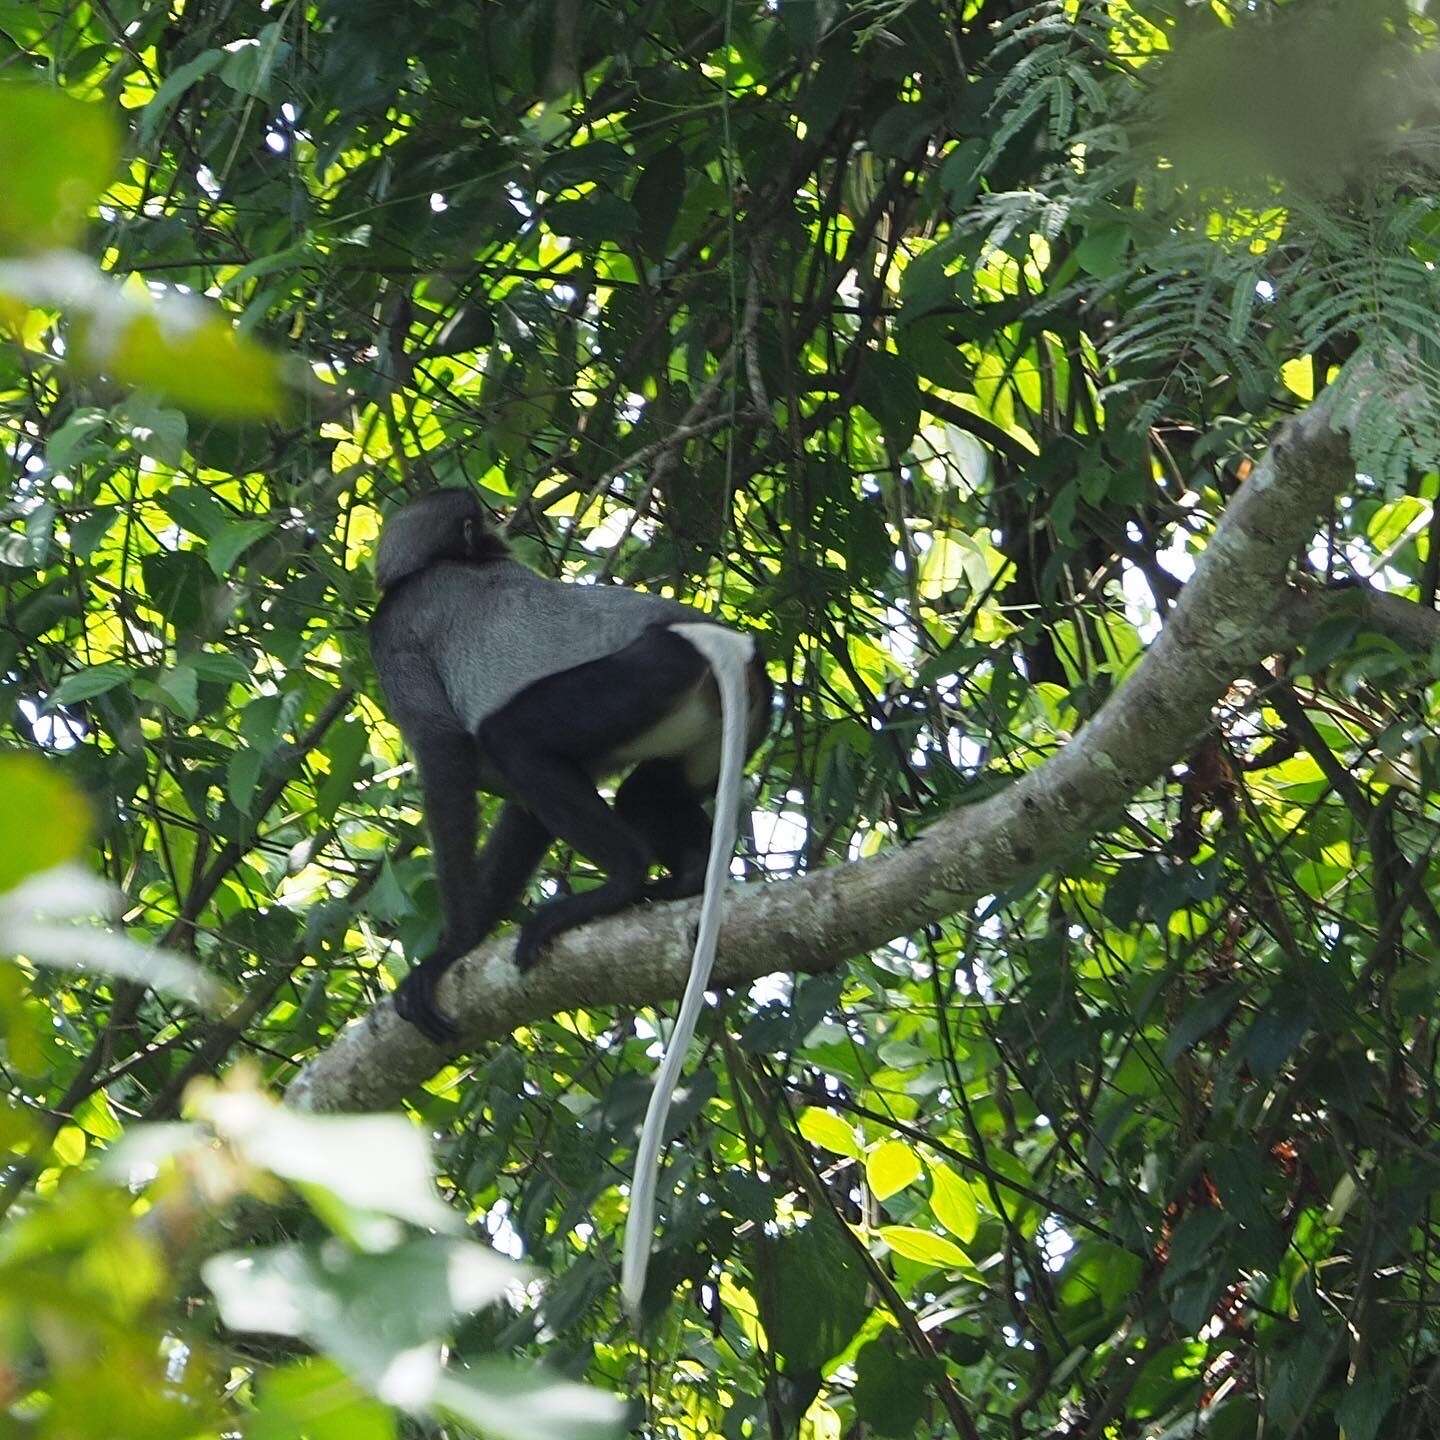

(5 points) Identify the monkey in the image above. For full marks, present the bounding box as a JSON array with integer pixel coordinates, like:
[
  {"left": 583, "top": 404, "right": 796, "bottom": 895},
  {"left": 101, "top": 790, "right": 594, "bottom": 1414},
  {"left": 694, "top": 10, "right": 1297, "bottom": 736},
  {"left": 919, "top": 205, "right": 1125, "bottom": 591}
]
[{"left": 367, "top": 486, "right": 770, "bottom": 1318}]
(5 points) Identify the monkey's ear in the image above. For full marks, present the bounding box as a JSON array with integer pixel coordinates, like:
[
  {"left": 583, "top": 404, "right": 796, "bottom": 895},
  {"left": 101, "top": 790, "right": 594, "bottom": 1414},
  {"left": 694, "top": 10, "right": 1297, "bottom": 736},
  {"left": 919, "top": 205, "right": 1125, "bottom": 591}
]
[{"left": 463, "top": 516, "right": 477, "bottom": 554}]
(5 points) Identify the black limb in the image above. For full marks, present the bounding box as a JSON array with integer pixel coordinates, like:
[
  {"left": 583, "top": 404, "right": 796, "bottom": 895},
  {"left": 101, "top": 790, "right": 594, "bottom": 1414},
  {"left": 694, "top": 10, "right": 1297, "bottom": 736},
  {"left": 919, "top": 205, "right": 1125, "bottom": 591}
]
[
  {"left": 394, "top": 732, "right": 550, "bottom": 1042},
  {"left": 478, "top": 625, "right": 711, "bottom": 970},
  {"left": 616, "top": 759, "right": 712, "bottom": 901}
]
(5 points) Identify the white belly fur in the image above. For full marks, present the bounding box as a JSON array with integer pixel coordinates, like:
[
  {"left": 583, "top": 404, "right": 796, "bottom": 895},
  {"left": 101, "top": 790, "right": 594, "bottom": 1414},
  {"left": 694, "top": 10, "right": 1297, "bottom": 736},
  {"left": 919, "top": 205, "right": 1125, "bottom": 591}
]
[{"left": 603, "top": 682, "right": 722, "bottom": 786}]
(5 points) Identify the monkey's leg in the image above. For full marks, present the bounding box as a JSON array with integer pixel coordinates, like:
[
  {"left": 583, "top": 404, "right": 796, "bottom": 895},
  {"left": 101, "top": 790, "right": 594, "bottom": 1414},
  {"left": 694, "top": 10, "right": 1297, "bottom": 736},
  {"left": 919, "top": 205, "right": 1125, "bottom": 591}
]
[
  {"left": 616, "top": 760, "right": 712, "bottom": 901},
  {"left": 477, "top": 743, "right": 650, "bottom": 972},
  {"left": 479, "top": 628, "right": 714, "bottom": 969}
]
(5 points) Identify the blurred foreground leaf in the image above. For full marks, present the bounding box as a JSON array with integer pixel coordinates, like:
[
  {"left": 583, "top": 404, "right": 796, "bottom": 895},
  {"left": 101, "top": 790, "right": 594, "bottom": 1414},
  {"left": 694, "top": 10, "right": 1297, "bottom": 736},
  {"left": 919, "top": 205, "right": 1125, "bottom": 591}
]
[
  {"left": 0, "top": 864, "right": 225, "bottom": 1009},
  {"left": 0, "top": 82, "right": 118, "bottom": 253},
  {"left": 0, "top": 253, "right": 283, "bottom": 418},
  {"left": 0, "top": 753, "right": 90, "bottom": 892}
]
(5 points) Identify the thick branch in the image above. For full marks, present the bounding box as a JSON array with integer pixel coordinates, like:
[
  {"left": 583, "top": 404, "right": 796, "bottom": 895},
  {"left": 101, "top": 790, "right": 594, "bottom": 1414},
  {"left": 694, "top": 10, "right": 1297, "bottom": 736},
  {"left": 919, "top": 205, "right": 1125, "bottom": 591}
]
[
  {"left": 1274, "top": 578, "right": 1440, "bottom": 654},
  {"left": 289, "top": 389, "right": 1362, "bottom": 1113}
]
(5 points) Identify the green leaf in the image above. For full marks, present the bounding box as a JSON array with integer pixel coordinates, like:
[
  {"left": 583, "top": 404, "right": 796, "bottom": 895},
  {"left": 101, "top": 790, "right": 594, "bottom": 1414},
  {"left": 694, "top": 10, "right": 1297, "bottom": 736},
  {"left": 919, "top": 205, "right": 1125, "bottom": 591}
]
[
  {"left": 855, "top": 349, "right": 921, "bottom": 452},
  {"left": 431, "top": 303, "right": 495, "bottom": 356},
  {"left": 158, "top": 484, "right": 230, "bottom": 540},
  {"left": 1237, "top": 992, "right": 1311, "bottom": 1080},
  {"left": 367, "top": 857, "right": 413, "bottom": 923},
  {"left": 219, "top": 24, "right": 292, "bottom": 99},
  {"left": 539, "top": 141, "right": 630, "bottom": 191},
  {"left": 227, "top": 746, "right": 263, "bottom": 814},
  {"left": 0, "top": 81, "right": 119, "bottom": 253},
  {"left": 318, "top": 718, "right": 369, "bottom": 822},
  {"left": 122, "top": 397, "right": 188, "bottom": 464},
  {"left": 138, "top": 48, "right": 227, "bottom": 146},
  {"left": 69, "top": 505, "right": 119, "bottom": 558},
  {"left": 1336, "top": 1374, "right": 1396, "bottom": 1440},
  {"left": 207, "top": 518, "right": 273, "bottom": 576},
  {"left": 1163, "top": 984, "right": 1244, "bottom": 1066},
  {"left": 866, "top": 1139, "right": 922, "bottom": 1201},
  {"left": 1128, "top": 1339, "right": 1203, "bottom": 1420},
  {"left": 190, "top": 651, "right": 252, "bottom": 684},
  {"left": 1075, "top": 222, "right": 1130, "bottom": 278},
  {"left": 632, "top": 146, "right": 686, "bottom": 258},
  {"left": 927, "top": 1160, "right": 979, "bottom": 1242},
  {"left": 154, "top": 663, "right": 199, "bottom": 720},
  {"left": 545, "top": 195, "right": 639, "bottom": 243},
  {"left": 51, "top": 661, "right": 132, "bottom": 704},
  {"left": 1295, "top": 613, "right": 1361, "bottom": 675},
  {"left": 251, "top": 1359, "right": 396, "bottom": 1440},
  {"left": 1163, "top": 1208, "right": 1230, "bottom": 1280},
  {"left": 220, "top": 244, "right": 310, "bottom": 297},
  {"left": 876, "top": 1225, "right": 974, "bottom": 1271},
  {"left": 764, "top": 1217, "right": 869, "bottom": 1369},
  {"left": 1057, "top": 1241, "right": 1144, "bottom": 1314},
  {"left": 797, "top": 1106, "right": 862, "bottom": 1158},
  {"left": 899, "top": 237, "right": 962, "bottom": 322},
  {"left": 0, "top": 757, "right": 90, "bottom": 893},
  {"left": 939, "top": 138, "right": 986, "bottom": 208},
  {"left": 45, "top": 407, "right": 108, "bottom": 472},
  {"left": 852, "top": 1337, "right": 937, "bottom": 1437}
]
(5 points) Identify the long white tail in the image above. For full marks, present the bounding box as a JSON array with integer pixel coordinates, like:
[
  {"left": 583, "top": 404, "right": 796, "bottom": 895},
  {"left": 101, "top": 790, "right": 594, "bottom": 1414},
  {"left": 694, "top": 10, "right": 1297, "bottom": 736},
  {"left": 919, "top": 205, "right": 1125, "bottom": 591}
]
[{"left": 620, "top": 620, "right": 755, "bottom": 1322}]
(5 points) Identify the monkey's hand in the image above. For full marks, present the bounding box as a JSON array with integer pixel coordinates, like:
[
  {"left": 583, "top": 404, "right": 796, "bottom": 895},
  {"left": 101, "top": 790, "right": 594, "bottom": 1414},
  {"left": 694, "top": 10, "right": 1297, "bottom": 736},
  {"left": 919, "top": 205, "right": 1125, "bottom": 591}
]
[
  {"left": 394, "top": 959, "right": 461, "bottom": 1045},
  {"left": 513, "top": 919, "right": 551, "bottom": 975}
]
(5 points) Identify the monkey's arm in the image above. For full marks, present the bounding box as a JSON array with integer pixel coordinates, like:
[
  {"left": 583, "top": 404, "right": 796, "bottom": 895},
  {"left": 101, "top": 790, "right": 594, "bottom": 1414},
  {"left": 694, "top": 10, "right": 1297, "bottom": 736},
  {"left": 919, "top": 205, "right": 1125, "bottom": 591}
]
[
  {"left": 372, "top": 640, "right": 550, "bottom": 1041},
  {"left": 398, "top": 748, "right": 552, "bottom": 1042}
]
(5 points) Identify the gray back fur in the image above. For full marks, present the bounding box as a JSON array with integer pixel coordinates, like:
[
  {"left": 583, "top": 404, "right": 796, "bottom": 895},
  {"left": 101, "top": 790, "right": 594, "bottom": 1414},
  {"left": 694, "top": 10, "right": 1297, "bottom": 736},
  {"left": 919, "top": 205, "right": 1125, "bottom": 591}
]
[
  {"left": 379, "top": 561, "right": 693, "bottom": 732},
  {"left": 375, "top": 488, "right": 482, "bottom": 591}
]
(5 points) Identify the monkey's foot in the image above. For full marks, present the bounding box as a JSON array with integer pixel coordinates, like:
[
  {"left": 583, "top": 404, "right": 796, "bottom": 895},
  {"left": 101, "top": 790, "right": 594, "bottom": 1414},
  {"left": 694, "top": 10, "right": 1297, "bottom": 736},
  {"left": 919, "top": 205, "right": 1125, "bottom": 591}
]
[{"left": 394, "top": 967, "right": 460, "bottom": 1045}]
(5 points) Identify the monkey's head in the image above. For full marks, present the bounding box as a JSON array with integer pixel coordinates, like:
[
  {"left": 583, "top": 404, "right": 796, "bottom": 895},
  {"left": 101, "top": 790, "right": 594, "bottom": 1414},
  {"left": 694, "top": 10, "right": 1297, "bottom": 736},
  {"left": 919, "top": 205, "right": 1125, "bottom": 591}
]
[{"left": 375, "top": 488, "right": 506, "bottom": 591}]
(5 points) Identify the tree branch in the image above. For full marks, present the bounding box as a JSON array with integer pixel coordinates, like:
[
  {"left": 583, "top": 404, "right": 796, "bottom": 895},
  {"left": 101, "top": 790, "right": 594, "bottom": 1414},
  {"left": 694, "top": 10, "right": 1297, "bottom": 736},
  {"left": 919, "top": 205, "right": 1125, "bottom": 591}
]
[
  {"left": 289, "top": 381, "right": 1365, "bottom": 1113},
  {"left": 1273, "top": 576, "right": 1440, "bottom": 654}
]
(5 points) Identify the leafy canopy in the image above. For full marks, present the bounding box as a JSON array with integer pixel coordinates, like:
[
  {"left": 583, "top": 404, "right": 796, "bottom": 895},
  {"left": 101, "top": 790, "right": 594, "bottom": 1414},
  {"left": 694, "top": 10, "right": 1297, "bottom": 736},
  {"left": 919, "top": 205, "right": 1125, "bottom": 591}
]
[{"left": 4, "top": 1, "right": 1440, "bottom": 1437}]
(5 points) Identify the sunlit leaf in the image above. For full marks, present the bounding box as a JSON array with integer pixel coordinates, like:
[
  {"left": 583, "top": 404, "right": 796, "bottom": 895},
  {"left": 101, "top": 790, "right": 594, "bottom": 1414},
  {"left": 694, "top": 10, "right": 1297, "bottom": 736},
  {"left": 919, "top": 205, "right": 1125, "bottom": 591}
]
[
  {"left": 866, "top": 1139, "right": 922, "bottom": 1201},
  {"left": 434, "top": 1365, "right": 626, "bottom": 1440},
  {"left": 0, "top": 864, "right": 226, "bottom": 1008},
  {"left": 927, "top": 1161, "right": 979, "bottom": 1243},
  {"left": 876, "top": 1225, "right": 974, "bottom": 1271},
  {"left": 250, "top": 1359, "right": 396, "bottom": 1440},
  {"left": 203, "top": 1235, "right": 620, "bottom": 1434},
  {"left": 73, "top": 1090, "right": 124, "bottom": 1141},
  {"left": 797, "top": 1106, "right": 862, "bottom": 1158}
]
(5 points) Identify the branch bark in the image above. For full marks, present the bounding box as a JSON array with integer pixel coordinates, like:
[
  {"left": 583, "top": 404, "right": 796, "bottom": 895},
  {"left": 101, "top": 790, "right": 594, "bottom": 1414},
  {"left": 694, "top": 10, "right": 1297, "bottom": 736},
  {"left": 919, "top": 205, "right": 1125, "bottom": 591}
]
[
  {"left": 289, "top": 384, "right": 1366, "bottom": 1113},
  {"left": 1274, "top": 576, "right": 1440, "bottom": 654}
]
